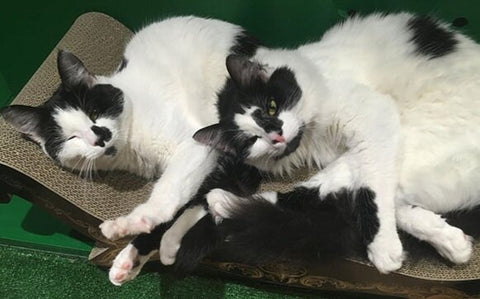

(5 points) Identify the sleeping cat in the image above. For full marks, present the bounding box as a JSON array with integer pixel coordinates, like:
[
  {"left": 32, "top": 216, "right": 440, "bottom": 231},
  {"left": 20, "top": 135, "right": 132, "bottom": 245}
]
[
  {"left": 96, "top": 12, "right": 480, "bottom": 285},
  {"left": 0, "top": 16, "right": 262, "bottom": 285}
]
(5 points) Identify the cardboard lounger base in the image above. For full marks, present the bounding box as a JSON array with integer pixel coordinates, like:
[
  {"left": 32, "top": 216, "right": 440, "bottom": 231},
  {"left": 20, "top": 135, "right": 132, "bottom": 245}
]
[{"left": 1, "top": 12, "right": 479, "bottom": 298}]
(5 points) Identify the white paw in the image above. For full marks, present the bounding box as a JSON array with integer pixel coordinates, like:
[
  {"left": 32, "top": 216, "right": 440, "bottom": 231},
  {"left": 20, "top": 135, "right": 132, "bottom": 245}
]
[
  {"left": 206, "top": 189, "right": 239, "bottom": 220},
  {"left": 431, "top": 226, "right": 473, "bottom": 264},
  {"left": 100, "top": 214, "right": 154, "bottom": 240},
  {"left": 367, "top": 234, "right": 404, "bottom": 274},
  {"left": 160, "top": 232, "right": 181, "bottom": 265},
  {"left": 299, "top": 161, "right": 355, "bottom": 198},
  {"left": 109, "top": 244, "right": 153, "bottom": 286}
]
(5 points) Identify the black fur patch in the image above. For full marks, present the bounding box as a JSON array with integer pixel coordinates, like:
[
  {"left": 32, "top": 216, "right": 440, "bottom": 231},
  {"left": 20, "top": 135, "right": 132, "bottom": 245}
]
[
  {"left": 408, "top": 15, "right": 458, "bottom": 59},
  {"left": 230, "top": 30, "right": 262, "bottom": 57},
  {"left": 131, "top": 223, "right": 170, "bottom": 255},
  {"left": 251, "top": 108, "right": 283, "bottom": 133},
  {"left": 91, "top": 125, "right": 112, "bottom": 145},
  {"left": 353, "top": 187, "right": 379, "bottom": 245},
  {"left": 276, "top": 187, "right": 320, "bottom": 211}
]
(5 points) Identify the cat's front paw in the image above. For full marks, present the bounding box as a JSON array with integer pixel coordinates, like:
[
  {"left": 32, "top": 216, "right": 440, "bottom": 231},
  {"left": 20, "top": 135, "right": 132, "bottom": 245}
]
[
  {"left": 299, "top": 161, "right": 355, "bottom": 198},
  {"left": 100, "top": 214, "right": 154, "bottom": 240},
  {"left": 109, "top": 244, "right": 153, "bottom": 286},
  {"left": 367, "top": 234, "right": 405, "bottom": 274},
  {"left": 432, "top": 226, "right": 473, "bottom": 264},
  {"left": 206, "top": 188, "right": 240, "bottom": 222}
]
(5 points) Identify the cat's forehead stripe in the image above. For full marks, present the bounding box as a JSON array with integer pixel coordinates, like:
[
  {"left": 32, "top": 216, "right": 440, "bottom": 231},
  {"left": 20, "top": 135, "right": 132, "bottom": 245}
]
[{"left": 53, "top": 107, "right": 91, "bottom": 137}]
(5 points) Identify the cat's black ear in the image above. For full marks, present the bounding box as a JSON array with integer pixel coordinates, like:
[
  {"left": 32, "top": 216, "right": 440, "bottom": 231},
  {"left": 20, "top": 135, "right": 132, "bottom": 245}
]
[
  {"left": 57, "top": 50, "right": 96, "bottom": 89},
  {"left": 226, "top": 54, "right": 268, "bottom": 88},
  {"left": 193, "top": 123, "right": 236, "bottom": 155},
  {"left": 1, "top": 105, "right": 44, "bottom": 143}
]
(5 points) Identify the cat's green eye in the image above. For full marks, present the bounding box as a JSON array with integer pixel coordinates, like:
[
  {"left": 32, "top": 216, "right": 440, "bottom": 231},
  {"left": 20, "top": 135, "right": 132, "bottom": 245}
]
[
  {"left": 268, "top": 99, "right": 277, "bottom": 116},
  {"left": 90, "top": 110, "right": 99, "bottom": 122}
]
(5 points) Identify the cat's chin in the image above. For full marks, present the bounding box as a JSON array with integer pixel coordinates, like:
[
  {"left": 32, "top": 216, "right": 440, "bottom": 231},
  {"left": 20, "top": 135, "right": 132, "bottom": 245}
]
[{"left": 105, "top": 146, "right": 117, "bottom": 157}]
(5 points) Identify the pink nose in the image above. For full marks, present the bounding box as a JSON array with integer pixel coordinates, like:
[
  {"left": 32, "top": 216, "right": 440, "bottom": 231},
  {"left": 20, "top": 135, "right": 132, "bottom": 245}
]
[{"left": 272, "top": 134, "right": 286, "bottom": 144}]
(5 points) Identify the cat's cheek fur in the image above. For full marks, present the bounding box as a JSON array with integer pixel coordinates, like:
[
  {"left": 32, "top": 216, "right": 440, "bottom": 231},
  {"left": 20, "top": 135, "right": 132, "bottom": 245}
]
[
  {"left": 57, "top": 140, "right": 101, "bottom": 163},
  {"left": 278, "top": 110, "right": 302, "bottom": 142},
  {"left": 248, "top": 138, "right": 275, "bottom": 159}
]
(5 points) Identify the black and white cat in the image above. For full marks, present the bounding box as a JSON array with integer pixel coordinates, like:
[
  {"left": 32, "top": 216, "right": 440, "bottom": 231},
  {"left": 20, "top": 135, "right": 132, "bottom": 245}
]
[
  {"left": 196, "top": 12, "right": 479, "bottom": 274},
  {"left": 0, "top": 16, "right": 263, "bottom": 285}
]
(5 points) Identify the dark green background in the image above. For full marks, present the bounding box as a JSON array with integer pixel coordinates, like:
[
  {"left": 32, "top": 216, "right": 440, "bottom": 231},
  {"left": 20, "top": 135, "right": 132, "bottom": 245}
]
[{"left": 1, "top": 0, "right": 480, "bottom": 107}]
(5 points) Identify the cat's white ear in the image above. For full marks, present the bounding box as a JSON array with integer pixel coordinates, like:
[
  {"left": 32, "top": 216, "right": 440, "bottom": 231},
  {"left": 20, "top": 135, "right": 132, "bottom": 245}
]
[
  {"left": 57, "top": 50, "right": 96, "bottom": 89},
  {"left": 193, "top": 123, "right": 236, "bottom": 155},
  {"left": 226, "top": 54, "right": 268, "bottom": 88},
  {"left": 1, "top": 105, "right": 44, "bottom": 144}
]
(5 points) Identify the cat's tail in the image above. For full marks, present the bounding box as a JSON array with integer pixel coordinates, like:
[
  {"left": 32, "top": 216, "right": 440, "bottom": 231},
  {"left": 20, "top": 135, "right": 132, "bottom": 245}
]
[{"left": 215, "top": 189, "right": 364, "bottom": 265}]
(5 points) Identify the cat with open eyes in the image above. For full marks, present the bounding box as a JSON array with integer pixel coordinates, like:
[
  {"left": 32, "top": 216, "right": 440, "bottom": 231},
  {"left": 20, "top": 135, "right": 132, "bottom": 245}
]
[{"left": 196, "top": 11, "right": 480, "bottom": 274}]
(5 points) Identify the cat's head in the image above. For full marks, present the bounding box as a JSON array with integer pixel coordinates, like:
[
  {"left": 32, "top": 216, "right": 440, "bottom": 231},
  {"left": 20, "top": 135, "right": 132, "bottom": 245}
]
[
  {"left": 1, "top": 50, "right": 124, "bottom": 171},
  {"left": 194, "top": 54, "right": 304, "bottom": 164}
]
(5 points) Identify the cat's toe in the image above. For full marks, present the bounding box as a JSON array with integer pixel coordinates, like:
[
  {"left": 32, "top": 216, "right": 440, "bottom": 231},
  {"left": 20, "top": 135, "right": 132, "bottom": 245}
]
[
  {"left": 109, "top": 244, "right": 151, "bottom": 286},
  {"left": 433, "top": 226, "right": 473, "bottom": 264},
  {"left": 127, "top": 215, "right": 155, "bottom": 235},
  {"left": 367, "top": 235, "right": 404, "bottom": 274},
  {"left": 100, "top": 219, "right": 121, "bottom": 240}
]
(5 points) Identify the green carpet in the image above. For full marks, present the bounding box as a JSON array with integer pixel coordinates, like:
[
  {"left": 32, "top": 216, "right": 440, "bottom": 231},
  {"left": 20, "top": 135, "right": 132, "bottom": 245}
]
[{"left": 0, "top": 245, "right": 342, "bottom": 299}]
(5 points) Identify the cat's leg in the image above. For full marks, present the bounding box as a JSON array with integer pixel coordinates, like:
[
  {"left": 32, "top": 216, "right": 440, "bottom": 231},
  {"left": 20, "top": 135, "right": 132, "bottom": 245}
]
[
  {"left": 396, "top": 204, "right": 473, "bottom": 264},
  {"left": 100, "top": 140, "right": 218, "bottom": 240},
  {"left": 299, "top": 87, "right": 404, "bottom": 273},
  {"left": 159, "top": 205, "right": 208, "bottom": 265},
  {"left": 109, "top": 224, "right": 169, "bottom": 286}
]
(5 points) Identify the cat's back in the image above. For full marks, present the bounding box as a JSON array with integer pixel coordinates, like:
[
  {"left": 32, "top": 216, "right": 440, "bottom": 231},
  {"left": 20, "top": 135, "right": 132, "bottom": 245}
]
[
  {"left": 300, "top": 12, "right": 480, "bottom": 102},
  {"left": 110, "top": 16, "right": 248, "bottom": 130},
  {"left": 120, "top": 16, "right": 243, "bottom": 89},
  {"left": 124, "top": 16, "right": 243, "bottom": 59}
]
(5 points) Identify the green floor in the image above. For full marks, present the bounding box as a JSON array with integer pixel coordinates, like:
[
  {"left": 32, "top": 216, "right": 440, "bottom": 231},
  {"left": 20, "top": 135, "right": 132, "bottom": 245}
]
[{"left": 1, "top": 245, "right": 333, "bottom": 299}]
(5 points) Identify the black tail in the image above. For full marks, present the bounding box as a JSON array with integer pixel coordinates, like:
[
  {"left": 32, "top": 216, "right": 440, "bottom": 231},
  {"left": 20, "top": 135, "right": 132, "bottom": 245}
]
[{"left": 214, "top": 189, "right": 365, "bottom": 265}]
